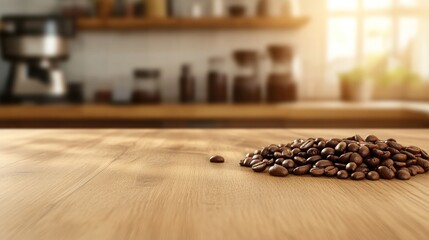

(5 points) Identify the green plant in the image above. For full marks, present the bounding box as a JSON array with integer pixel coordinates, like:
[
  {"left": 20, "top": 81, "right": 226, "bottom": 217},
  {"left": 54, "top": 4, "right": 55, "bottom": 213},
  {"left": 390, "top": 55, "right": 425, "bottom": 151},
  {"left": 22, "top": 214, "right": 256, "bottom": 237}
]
[
  {"left": 339, "top": 67, "right": 367, "bottom": 83},
  {"left": 376, "top": 67, "right": 421, "bottom": 87}
]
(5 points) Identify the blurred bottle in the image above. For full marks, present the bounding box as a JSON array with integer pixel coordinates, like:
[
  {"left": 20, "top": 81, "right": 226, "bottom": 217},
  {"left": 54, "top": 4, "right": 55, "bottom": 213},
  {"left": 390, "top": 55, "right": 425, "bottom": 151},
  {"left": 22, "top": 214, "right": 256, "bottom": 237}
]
[
  {"left": 145, "top": 0, "right": 167, "bottom": 18},
  {"left": 233, "top": 50, "right": 261, "bottom": 103},
  {"left": 179, "top": 64, "right": 196, "bottom": 103},
  {"left": 207, "top": 57, "right": 228, "bottom": 103},
  {"left": 132, "top": 69, "right": 161, "bottom": 104}
]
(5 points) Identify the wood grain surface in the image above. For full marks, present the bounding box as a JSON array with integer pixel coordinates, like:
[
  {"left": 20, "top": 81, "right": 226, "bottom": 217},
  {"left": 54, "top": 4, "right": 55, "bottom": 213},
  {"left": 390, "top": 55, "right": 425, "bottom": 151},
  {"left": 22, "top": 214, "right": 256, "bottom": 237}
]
[{"left": 0, "top": 129, "right": 428, "bottom": 240}]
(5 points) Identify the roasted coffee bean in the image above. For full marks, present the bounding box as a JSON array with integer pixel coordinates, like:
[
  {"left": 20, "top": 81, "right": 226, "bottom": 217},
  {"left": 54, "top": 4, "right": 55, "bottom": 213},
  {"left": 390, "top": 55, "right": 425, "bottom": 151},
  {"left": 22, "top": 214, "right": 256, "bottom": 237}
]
[
  {"left": 326, "top": 138, "right": 341, "bottom": 148},
  {"left": 261, "top": 147, "right": 269, "bottom": 156},
  {"left": 325, "top": 166, "right": 339, "bottom": 177},
  {"left": 293, "top": 156, "right": 306, "bottom": 165},
  {"left": 376, "top": 142, "right": 388, "bottom": 150},
  {"left": 386, "top": 140, "right": 403, "bottom": 150},
  {"left": 417, "top": 158, "right": 429, "bottom": 171},
  {"left": 327, "top": 155, "right": 340, "bottom": 162},
  {"left": 337, "top": 170, "right": 349, "bottom": 179},
  {"left": 273, "top": 152, "right": 283, "bottom": 158},
  {"left": 292, "top": 148, "right": 301, "bottom": 155},
  {"left": 282, "top": 159, "right": 295, "bottom": 169},
  {"left": 335, "top": 142, "right": 347, "bottom": 153},
  {"left": 381, "top": 159, "right": 394, "bottom": 167},
  {"left": 282, "top": 148, "right": 293, "bottom": 158},
  {"left": 406, "top": 146, "right": 421, "bottom": 155},
  {"left": 334, "top": 163, "right": 346, "bottom": 170},
  {"left": 406, "top": 159, "right": 417, "bottom": 166},
  {"left": 239, "top": 159, "right": 245, "bottom": 166},
  {"left": 358, "top": 145, "right": 370, "bottom": 158},
  {"left": 307, "top": 148, "right": 320, "bottom": 156},
  {"left": 254, "top": 149, "right": 262, "bottom": 155},
  {"left": 245, "top": 152, "right": 254, "bottom": 158},
  {"left": 365, "top": 135, "right": 379, "bottom": 142},
  {"left": 366, "top": 171, "right": 380, "bottom": 181},
  {"left": 291, "top": 139, "right": 304, "bottom": 148},
  {"left": 421, "top": 149, "right": 429, "bottom": 159},
  {"left": 351, "top": 172, "right": 366, "bottom": 180},
  {"left": 263, "top": 158, "right": 274, "bottom": 166},
  {"left": 355, "top": 166, "right": 369, "bottom": 174},
  {"left": 372, "top": 149, "right": 384, "bottom": 158},
  {"left": 415, "top": 165, "right": 425, "bottom": 174},
  {"left": 401, "top": 150, "right": 416, "bottom": 159},
  {"left": 296, "top": 152, "right": 307, "bottom": 158},
  {"left": 354, "top": 134, "right": 365, "bottom": 142},
  {"left": 381, "top": 151, "right": 391, "bottom": 160},
  {"left": 274, "top": 158, "right": 284, "bottom": 165},
  {"left": 396, "top": 170, "right": 411, "bottom": 180},
  {"left": 392, "top": 153, "right": 407, "bottom": 162},
  {"left": 408, "top": 166, "right": 419, "bottom": 176},
  {"left": 252, "top": 154, "right": 262, "bottom": 160},
  {"left": 387, "top": 147, "right": 401, "bottom": 155},
  {"left": 366, "top": 157, "right": 380, "bottom": 168},
  {"left": 310, "top": 167, "right": 325, "bottom": 177},
  {"left": 349, "top": 153, "right": 363, "bottom": 165},
  {"left": 346, "top": 162, "right": 357, "bottom": 172},
  {"left": 399, "top": 167, "right": 409, "bottom": 173},
  {"left": 293, "top": 164, "right": 311, "bottom": 175},
  {"left": 347, "top": 143, "right": 360, "bottom": 152},
  {"left": 252, "top": 162, "right": 267, "bottom": 172},
  {"left": 210, "top": 155, "right": 225, "bottom": 163},
  {"left": 317, "top": 141, "right": 326, "bottom": 149},
  {"left": 315, "top": 137, "right": 326, "bottom": 143},
  {"left": 278, "top": 143, "right": 286, "bottom": 148},
  {"left": 315, "top": 160, "right": 334, "bottom": 168},
  {"left": 243, "top": 157, "right": 253, "bottom": 167},
  {"left": 321, "top": 147, "right": 335, "bottom": 158},
  {"left": 338, "top": 152, "right": 352, "bottom": 163},
  {"left": 378, "top": 166, "right": 395, "bottom": 179},
  {"left": 300, "top": 139, "right": 315, "bottom": 151},
  {"left": 389, "top": 166, "right": 397, "bottom": 173},
  {"left": 386, "top": 138, "right": 397, "bottom": 142},
  {"left": 306, "top": 155, "right": 322, "bottom": 164},
  {"left": 250, "top": 159, "right": 262, "bottom": 167},
  {"left": 268, "top": 144, "right": 280, "bottom": 153},
  {"left": 269, "top": 165, "right": 289, "bottom": 177},
  {"left": 394, "top": 161, "right": 407, "bottom": 168}
]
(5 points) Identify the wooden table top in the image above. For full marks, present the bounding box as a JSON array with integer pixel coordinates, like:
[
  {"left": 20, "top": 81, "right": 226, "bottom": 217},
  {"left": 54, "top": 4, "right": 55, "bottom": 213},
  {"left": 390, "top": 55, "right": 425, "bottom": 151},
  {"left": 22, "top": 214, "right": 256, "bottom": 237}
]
[{"left": 1, "top": 129, "right": 429, "bottom": 240}]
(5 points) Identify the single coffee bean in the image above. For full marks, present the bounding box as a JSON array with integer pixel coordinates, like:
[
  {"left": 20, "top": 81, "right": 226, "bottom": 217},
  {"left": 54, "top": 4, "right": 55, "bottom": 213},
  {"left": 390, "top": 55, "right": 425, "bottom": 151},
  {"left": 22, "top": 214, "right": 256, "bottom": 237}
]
[
  {"left": 273, "top": 152, "right": 283, "bottom": 158},
  {"left": 355, "top": 166, "right": 369, "bottom": 174},
  {"left": 392, "top": 153, "right": 407, "bottom": 162},
  {"left": 415, "top": 165, "right": 425, "bottom": 174},
  {"left": 317, "top": 141, "right": 326, "bottom": 149},
  {"left": 274, "top": 158, "right": 284, "bottom": 165},
  {"left": 263, "top": 158, "right": 274, "bottom": 166},
  {"left": 337, "top": 170, "right": 349, "bottom": 179},
  {"left": 376, "top": 142, "right": 388, "bottom": 150},
  {"left": 421, "top": 149, "right": 429, "bottom": 159},
  {"left": 282, "top": 148, "right": 293, "bottom": 158},
  {"left": 321, "top": 147, "right": 335, "bottom": 158},
  {"left": 338, "top": 152, "right": 353, "bottom": 163},
  {"left": 386, "top": 138, "right": 397, "bottom": 142},
  {"left": 325, "top": 166, "right": 339, "bottom": 177},
  {"left": 354, "top": 134, "right": 365, "bottom": 142},
  {"left": 307, "top": 148, "right": 320, "bottom": 156},
  {"left": 380, "top": 151, "right": 391, "bottom": 160},
  {"left": 326, "top": 138, "right": 341, "bottom": 148},
  {"left": 293, "top": 164, "right": 311, "bottom": 175},
  {"left": 293, "top": 156, "right": 306, "bottom": 165},
  {"left": 327, "top": 155, "right": 340, "bottom": 162},
  {"left": 394, "top": 161, "right": 407, "bottom": 168},
  {"left": 334, "top": 163, "right": 347, "bottom": 170},
  {"left": 315, "top": 137, "right": 326, "bottom": 143},
  {"left": 296, "top": 152, "right": 307, "bottom": 158},
  {"left": 210, "top": 155, "right": 225, "bottom": 163},
  {"left": 406, "top": 159, "right": 417, "bottom": 166},
  {"left": 310, "top": 167, "right": 325, "bottom": 177},
  {"left": 315, "top": 160, "right": 334, "bottom": 168},
  {"left": 400, "top": 150, "right": 416, "bottom": 159},
  {"left": 250, "top": 159, "right": 262, "bottom": 167},
  {"left": 252, "top": 162, "right": 267, "bottom": 172},
  {"left": 358, "top": 145, "right": 370, "bottom": 158},
  {"left": 406, "top": 146, "right": 421, "bottom": 155},
  {"left": 292, "top": 148, "right": 301, "bottom": 155},
  {"left": 252, "top": 154, "right": 262, "bottom": 160},
  {"left": 378, "top": 166, "right": 395, "bottom": 179},
  {"left": 408, "top": 166, "right": 419, "bottom": 176},
  {"left": 300, "top": 139, "right": 315, "bottom": 151},
  {"left": 365, "top": 135, "right": 379, "bottom": 142},
  {"left": 366, "top": 171, "right": 380, "bottom": 181},
  {"left": 282, "top": 159, "right": 295, "bottom": 169},
  {"left": 349, "top": 153, "right": 363, "bottom": 165},
  {"left": 351, "top": 172, "right": 366, "bottom": 180},
  {"left": 399, "top": 167, "right": 409, "bottom": 173},
  {"left": 346, "top": 162, "right": 357, "bottom": 172},
  {"left": 389, "top": 165, "right": 397, "bottom": 173},
  {"left": 269, "top": 165, "right": 289, "bottom": 177},
  {"left": 335, "top": 142, "right": 347, "bottom": 153},
  {"left": 386, "top": 140, "right": 403, "bottom": 150},
  {"left": 268, "top": 144, "right": 280, "bottom": 153},
  {"left": 387, "top": 147, "right": 401, "bottom": 155},
  {"left": 243, "top": 157, "right": 253, "bottom": 167},
  {"left": 239, "top": 159, "right": 245, "bottom": 166},
  {"left": 246, "top": 152, "right": 254, "bottom": 158},
  {"left": 381, "top": 159, "right": 394, "bottom": 167},
  {"left": 306, "top": 155, "right": 322, "bottom": 164},
  {"left": 372, "top": 149, "right": 384, "bottom": 158},
  {"left": 347, "top": 143, "right": 360, "bottom": 152},
  {"left": 366, "top": 157, "right": 380, "bottom": 167},
  {"left": 396, "top": 170, "right": 411, "bottom": 180},
  {"left": 416, "top": 158, "right": 429, "bottom": 172},
  {"left": 254, "top": 149, "right": 262, "bottom": 155},
  {"left": 291, "top": 139, "right": 304, "bottom": 148}
]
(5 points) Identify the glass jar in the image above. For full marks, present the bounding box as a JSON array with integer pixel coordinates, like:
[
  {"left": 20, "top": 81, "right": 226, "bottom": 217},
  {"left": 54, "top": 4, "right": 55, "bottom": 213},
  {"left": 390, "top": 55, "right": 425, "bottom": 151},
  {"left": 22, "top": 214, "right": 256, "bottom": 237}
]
[
  {"left": 132, "top": 69, "right": 161, "bottom": 104},
  {"left": 207, "top": 57, "right": 228, "bottom": 103},
  {"left": 233, "top": 50, "right": 261, "bottom": 103},
  {"left": 179, "top": 64, "right": 196, "bottom": 103},
  {"left": 145, "top": 0, "right": 167, "bottom": 18}
]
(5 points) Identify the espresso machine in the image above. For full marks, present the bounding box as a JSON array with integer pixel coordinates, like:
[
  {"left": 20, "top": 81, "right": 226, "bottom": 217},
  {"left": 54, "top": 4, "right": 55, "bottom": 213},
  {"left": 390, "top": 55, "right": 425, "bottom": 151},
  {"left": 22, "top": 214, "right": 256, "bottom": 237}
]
[{"left": 0, "top": 15, "right": 75, "bottom": 103}]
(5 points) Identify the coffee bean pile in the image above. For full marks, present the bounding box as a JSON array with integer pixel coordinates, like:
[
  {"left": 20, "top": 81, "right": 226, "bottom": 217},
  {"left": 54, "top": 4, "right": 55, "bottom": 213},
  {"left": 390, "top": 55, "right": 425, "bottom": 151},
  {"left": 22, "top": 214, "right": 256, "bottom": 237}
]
[{"left": 239, "top": 135, "right": 429, "bottom": 180}]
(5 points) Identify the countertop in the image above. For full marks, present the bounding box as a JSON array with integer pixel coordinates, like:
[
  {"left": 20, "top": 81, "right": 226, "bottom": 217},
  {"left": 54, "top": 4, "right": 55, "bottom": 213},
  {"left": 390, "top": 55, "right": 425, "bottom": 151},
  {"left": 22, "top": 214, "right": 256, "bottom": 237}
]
[
  {"left": 1, "top": 129, "right": 429, "bottom": 240},
  {"left": 0, "top": 101, "right": 428, "bottom": 128}
]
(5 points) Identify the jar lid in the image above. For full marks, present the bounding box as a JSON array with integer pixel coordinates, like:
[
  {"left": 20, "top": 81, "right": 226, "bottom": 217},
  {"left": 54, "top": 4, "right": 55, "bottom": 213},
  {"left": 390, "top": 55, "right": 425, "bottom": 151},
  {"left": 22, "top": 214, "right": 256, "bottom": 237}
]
[{"left": 134, "top": 69, "right": 160, "bottom": 79}]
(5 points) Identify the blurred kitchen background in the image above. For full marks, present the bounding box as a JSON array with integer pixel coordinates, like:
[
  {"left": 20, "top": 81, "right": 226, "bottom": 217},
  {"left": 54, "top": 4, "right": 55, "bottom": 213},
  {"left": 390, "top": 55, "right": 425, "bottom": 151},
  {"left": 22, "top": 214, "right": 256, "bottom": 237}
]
[{"left": 0, "top": 0, "right": 428, "bottom": 128}]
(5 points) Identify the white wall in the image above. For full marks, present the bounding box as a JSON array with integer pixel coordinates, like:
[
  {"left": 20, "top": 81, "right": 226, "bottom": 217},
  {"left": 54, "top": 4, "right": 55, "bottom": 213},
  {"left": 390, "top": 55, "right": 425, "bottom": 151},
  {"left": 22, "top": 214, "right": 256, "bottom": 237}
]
[{"left": 0, "top": 0, "right": 327, "bottom": 102}]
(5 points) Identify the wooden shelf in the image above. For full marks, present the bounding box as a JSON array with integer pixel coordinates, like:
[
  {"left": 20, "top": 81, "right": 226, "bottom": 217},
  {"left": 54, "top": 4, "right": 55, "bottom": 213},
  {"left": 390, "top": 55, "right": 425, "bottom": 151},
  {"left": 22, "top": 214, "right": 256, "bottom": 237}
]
[{"left": 77, "top": 17, "right": 309, "bottom": 30}]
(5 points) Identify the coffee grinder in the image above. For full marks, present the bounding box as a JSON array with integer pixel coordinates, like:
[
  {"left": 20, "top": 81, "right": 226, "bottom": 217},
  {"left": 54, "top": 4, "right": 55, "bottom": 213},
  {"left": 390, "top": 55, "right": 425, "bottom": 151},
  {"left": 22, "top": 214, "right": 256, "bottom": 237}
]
[{"left": 0, "top": 15, "right": 75, "bottom": 103}]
